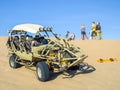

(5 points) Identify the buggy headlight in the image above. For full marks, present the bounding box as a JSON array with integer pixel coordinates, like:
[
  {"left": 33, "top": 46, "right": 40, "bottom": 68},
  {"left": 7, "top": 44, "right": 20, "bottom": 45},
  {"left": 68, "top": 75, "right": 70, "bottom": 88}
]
[
  {"left": 43, "top": 27, "right": 47, "bottom": 30},
  {"left": 39, "top": 27, "right": 43, "bottom": 31},
  {"left": 47, "top": 27, "right": 52, "bottom": 31}
]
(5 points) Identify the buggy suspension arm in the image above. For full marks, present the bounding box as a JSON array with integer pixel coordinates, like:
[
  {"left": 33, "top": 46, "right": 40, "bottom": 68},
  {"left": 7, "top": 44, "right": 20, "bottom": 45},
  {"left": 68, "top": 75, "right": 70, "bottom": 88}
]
[
  {"left": 68, "top": 55, "right": 88, "bottom": 68},
  {"left": 60, "top": 55, "right": 88, "bottom": 71}
]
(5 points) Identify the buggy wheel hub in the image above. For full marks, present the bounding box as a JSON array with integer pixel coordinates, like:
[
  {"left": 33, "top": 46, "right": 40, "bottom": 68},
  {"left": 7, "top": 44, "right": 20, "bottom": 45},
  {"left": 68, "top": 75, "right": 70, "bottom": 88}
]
[
  {"left": 37, "top": 67, "right": 42, "bottom": 78},
  {"left": 11, "top": 60, "right": 15, "bottom": 67}
]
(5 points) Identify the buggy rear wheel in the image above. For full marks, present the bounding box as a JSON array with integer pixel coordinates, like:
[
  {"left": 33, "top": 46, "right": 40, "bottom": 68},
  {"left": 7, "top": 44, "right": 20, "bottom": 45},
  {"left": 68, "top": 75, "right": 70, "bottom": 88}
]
[
  {"left": 36, "top": 62, "right": 50, "bottom": 82},
  {"left": 9, "top": 55, "right": 21, "bottom": 68}
]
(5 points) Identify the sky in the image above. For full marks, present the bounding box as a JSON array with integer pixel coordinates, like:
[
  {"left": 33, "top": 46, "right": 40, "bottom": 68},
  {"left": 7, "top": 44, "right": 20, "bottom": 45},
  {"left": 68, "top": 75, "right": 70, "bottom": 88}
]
[{"left": 0, "top": 0, "right": 120, "bottom": 40}]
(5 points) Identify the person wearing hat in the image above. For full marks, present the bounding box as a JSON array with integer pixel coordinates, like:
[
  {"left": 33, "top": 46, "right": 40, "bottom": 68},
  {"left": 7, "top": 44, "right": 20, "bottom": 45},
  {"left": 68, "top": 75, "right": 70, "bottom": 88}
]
[
  {"left": 65, "top": 31, "right": 70, "bottom": 39},
  {"left": 66, "top": 31, "right": 75, "bottom": 41}
]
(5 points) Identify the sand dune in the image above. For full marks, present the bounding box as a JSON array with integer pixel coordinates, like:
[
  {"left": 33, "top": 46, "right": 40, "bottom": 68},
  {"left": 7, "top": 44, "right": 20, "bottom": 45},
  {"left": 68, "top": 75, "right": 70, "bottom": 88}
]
[{"left": 0, "top": 36, "right": 120, "bottom": 90}]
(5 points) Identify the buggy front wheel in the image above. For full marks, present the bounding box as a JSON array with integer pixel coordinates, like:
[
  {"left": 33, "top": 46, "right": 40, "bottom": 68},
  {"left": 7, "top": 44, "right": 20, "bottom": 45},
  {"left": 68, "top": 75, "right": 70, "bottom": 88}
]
[
  {"left": 9, "top": 55, "right": 21, "bottom": 69},
  {"left": 36, "top": 62, "right": 50, "bottom": 82}
]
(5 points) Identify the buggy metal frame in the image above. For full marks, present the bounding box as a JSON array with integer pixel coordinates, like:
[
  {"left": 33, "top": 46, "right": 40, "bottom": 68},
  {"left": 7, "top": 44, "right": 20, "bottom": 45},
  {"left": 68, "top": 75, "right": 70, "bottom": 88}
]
[{"left": 7, "top": 24, "right": 88, "bottom": 81}]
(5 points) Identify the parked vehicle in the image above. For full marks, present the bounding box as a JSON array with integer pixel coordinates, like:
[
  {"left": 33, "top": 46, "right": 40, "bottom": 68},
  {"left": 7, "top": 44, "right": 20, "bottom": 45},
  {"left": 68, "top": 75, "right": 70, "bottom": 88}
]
[{"left": 6, "top": 24, "right": 88, "bottom": 82}]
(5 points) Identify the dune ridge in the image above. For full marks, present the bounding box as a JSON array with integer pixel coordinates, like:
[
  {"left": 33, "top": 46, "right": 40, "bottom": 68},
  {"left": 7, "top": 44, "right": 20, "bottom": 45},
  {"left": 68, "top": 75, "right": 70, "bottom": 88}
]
[{"left": 0, "top": 36, "right": 120, "bottom": 90}]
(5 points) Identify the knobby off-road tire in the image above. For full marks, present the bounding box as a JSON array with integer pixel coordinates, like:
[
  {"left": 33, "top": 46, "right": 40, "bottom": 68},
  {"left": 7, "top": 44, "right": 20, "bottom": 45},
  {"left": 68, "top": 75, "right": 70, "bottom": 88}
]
[
  {"left": 9, "top": 55, "right": 21, "bottom": 69},
  {"left": 36, "top": 62, "right": 50, "bottom": 82}
]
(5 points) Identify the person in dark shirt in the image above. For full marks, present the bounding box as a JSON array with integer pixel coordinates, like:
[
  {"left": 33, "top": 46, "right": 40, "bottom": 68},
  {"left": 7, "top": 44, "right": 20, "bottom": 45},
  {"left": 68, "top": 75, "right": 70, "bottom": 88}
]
[
  {"left": 96, "top": 22, "right": 102, "bottom": 40},
  {"left": 65, "top": 31, "right": 70, "bottom": 39}
]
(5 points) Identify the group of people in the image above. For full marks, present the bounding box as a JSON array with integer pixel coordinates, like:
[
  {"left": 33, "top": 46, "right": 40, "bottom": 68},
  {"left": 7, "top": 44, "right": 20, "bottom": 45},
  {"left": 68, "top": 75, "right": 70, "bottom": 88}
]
[
  {"left": 80, "top": 22, "right": 102, "bottom": 40},
  {"left": 65, "top": 21, "right": 102, "bottom": 41}
]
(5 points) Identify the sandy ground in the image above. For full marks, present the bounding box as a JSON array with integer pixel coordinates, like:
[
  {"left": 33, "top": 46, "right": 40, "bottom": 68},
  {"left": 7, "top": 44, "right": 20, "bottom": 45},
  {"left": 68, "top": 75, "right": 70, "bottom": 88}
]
[{"left": 0, "top": 36, "right": 120, "bottom": 90}]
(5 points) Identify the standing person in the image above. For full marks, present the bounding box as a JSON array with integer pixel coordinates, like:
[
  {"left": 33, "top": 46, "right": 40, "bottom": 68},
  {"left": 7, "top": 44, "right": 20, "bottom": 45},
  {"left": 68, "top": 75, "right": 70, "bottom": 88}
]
[
  {"left": 80, "top": 24, "right": 88, "bottom": 40},
  {"left": 90, "top": 22, "right": 97, "bottom": 40},
  {"left": 65, "top": 31, "right": 70, "bottom": 39},
  {"left": 96, "top": 22, "right": 102, "bottom": 40},
  {"left": 67, "top": 32, "right": 75, "bottom": 41},
  {"left": 70, "top": 33, "right": 75, "bottom": 40}
]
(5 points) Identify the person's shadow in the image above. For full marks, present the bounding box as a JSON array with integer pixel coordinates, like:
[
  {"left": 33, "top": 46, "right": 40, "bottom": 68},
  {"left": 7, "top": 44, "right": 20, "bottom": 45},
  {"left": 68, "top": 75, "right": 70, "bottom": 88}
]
[{"left": 49, "top": 62, "right": 96, "bottom": 80}]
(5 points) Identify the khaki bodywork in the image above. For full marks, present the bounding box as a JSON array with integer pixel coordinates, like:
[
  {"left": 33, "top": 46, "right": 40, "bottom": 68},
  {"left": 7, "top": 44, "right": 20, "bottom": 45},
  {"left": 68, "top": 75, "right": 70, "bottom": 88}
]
[
  {"left": 7, "top": 24, "right": 88, "bottom": 72},
  {"left": 16, "top": 51, "right": 32, "bottom": 61}
]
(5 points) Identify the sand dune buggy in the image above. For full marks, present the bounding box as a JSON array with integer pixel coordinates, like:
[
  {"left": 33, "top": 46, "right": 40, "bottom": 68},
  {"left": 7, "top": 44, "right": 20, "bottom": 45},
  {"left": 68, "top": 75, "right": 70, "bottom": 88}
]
[{"left": 6, "top": 24, "right": 89, "bottom": 82}]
